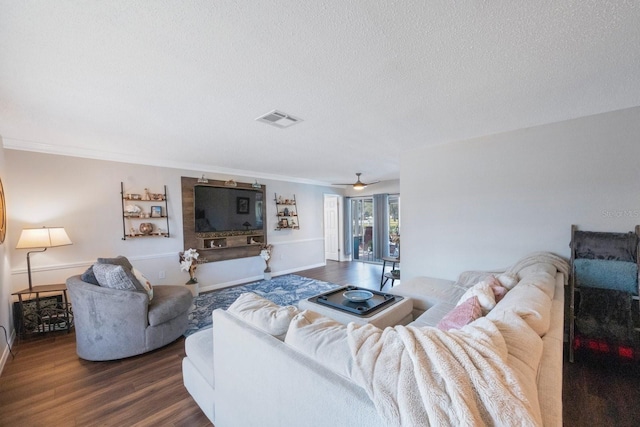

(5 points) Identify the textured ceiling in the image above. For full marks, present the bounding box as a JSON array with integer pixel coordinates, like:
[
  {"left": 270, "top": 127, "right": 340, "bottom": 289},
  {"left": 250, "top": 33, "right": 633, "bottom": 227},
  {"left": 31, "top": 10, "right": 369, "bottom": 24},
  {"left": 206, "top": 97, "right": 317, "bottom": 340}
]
[{"left": 1, "top": 1, "right": 639, "bottom": 185}]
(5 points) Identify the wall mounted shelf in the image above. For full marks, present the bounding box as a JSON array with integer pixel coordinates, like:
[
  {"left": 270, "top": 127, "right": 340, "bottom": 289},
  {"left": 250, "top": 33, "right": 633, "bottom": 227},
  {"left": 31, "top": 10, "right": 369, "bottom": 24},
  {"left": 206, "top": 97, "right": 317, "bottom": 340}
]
[
  {"left": 274, "top": 193, "right": 300, "bottom": 230},
  {"left": 121, "top": 182, "right": 170, "bottom": 240}
]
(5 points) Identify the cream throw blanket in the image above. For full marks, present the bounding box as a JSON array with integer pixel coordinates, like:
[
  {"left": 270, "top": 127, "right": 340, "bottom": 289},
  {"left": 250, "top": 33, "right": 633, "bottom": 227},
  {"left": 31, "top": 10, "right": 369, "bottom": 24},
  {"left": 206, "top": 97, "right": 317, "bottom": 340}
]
[
  {"left": 505, "top": 251, "right": 570, "bottom": 285},
  {"left": 347, "top": 318, "right": 542, "bottom": 427}
]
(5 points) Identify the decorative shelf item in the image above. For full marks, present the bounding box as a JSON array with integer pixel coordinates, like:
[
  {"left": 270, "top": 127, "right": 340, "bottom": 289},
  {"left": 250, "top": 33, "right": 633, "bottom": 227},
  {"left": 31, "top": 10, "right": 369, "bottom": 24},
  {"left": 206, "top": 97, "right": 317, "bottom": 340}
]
[
  {"left": 121, "top": 182, "right": 170, "bottom": 239},
  {"left": 274, "top": 193, "right": 300, "bottom": 230}
]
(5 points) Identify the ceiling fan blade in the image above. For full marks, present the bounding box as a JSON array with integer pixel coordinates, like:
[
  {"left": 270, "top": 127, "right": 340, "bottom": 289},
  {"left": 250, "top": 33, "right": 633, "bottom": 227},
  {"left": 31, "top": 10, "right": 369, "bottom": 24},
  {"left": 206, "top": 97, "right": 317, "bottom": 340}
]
[
  {"left": 331, "top": 173, "right": 379, "bottom": 187},
  {"left": 331, "top": 172, "right": 380, "bottom": 189}
]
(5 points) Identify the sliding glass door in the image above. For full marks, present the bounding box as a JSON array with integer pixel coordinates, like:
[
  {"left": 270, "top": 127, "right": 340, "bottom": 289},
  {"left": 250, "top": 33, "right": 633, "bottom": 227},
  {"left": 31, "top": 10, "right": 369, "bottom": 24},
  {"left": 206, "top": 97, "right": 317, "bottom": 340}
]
[
  {"left": 350, "top": 198, "right": 374, "bottom": 261},
  {"left": 388, "top": 195, "right": 400, "bottom": 258},
  {"left": 349, "top": 194, "right": 400, "bottom": 263}
]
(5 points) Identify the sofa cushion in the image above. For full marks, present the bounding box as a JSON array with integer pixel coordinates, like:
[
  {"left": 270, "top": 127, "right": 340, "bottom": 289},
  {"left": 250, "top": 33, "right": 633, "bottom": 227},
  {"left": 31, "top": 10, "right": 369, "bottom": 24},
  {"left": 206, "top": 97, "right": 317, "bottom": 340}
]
[
  {"left": 456, "top": 270, "right": 496, "bottom": 288},
  {"left": 411, "top": 302, "right": 455, "bottom": 328},
  {"left": 80, "top": 265, "right": 99, "bottom": 285},
  {"left": 457, "top": 279, "right": 496, "bottom": 314},
  {"left": 132, "top": 267, "right": 154, "bottom": 300},
  {"left": 496, "top": 273, "right": 519, "bottom": 290},
  {"left": 390, "top": 276, "right": 462, "bottom": 312},
  {"left": 92, "top": 263, "right": 147, "bottom": 293},
  {"left": 148, "top": 285, "right": 193, "bottom": 326},
  {"left": 185, "top": 328, "right": 214, "bottom": 388},
  {"left": 227, "top": 293, "right": 299, "bottom": 340},
  {"left": 82, "top": 255, "right": 136, "bottom": 286},
  {"left": 437, "top": 296, "right": 482, "bottom": 331},
  {"left": 490, "top": 310, "right": 543, "bottom": 419},
  {"left": 98, "top": 255, "right": 134, "bottom": 271},
  {"left": 481, "top": 275, "right": 509, "bottom": 302},
  {"left": 487, "top": 282, "right": 552, "bottom": 336},
  {"left": 490, "top": 310, "right": 543, "bottom": 372},
  {"left": 491, "top": 283, "right": 508, "bottom": 302},
  {"left": 517, "top": 272, "right": 556, "bottom": 300},
  {"left": 285, "top": 310, "right": 352, "bottom": 378},
  {"left": 516, "top": 262, "right": 556, "bottom": 280}
]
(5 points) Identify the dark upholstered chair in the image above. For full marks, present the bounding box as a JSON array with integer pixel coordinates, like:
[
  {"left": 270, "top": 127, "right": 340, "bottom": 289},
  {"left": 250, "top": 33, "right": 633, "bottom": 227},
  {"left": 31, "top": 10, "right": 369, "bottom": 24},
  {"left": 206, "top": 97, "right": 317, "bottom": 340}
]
[{"left": 67, "top": 275, "right": 192, "bottom": 361}]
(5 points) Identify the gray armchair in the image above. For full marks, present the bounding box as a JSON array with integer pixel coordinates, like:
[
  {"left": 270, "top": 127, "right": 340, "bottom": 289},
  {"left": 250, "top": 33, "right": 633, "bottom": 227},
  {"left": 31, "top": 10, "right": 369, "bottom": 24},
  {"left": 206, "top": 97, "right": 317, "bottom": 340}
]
[{"left": 66, "top": 275, "right": 193, "bottom": 361}]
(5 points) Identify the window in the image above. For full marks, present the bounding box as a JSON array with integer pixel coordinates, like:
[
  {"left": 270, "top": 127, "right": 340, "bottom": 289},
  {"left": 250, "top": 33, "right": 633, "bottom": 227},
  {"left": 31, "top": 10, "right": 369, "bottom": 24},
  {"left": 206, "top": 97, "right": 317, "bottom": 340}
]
[{"left": 387, "top": 195, "right": 400, "bottom": 258}]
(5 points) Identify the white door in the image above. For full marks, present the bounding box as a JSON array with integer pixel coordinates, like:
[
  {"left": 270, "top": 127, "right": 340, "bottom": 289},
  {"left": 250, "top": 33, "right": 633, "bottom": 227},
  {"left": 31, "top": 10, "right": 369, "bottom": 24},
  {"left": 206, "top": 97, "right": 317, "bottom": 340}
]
[{"left": 324, "top": 194, "right": 340, "bottom": 261}]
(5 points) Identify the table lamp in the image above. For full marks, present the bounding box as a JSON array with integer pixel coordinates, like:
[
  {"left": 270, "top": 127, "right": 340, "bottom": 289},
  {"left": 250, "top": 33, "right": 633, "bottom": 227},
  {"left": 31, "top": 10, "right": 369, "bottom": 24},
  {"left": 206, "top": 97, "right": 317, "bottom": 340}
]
[{"left": 16, "top": 226, "right": 73, "bottom": 291}]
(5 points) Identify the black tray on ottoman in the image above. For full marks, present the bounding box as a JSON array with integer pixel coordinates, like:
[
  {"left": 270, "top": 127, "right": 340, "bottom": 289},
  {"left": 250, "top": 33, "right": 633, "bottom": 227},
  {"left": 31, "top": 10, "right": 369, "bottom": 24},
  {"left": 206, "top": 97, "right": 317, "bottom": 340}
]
[{"left": 307, "top": 285, "right": 403, "bottom": 317}]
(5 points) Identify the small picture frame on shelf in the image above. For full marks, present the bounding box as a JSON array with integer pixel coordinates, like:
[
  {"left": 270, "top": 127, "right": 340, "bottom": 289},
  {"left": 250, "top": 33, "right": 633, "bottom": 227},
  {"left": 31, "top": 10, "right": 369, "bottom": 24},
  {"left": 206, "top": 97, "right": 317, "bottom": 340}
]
[
  {"left": 280, "top": 218, "right": 289, "bottom": 228},
  {"left": 237, "top": 197, "right": 250, "bottom": 214},
  {"left": 151, "top": 206, "right": 163, "bottom": 218}
]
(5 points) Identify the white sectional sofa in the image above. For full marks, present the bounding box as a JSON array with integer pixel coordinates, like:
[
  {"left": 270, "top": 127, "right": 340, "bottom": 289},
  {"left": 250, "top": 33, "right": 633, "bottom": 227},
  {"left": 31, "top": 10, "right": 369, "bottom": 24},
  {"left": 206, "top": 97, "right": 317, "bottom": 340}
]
[{"left": 182, "top": 252, "right": 568, "bottom": 426}]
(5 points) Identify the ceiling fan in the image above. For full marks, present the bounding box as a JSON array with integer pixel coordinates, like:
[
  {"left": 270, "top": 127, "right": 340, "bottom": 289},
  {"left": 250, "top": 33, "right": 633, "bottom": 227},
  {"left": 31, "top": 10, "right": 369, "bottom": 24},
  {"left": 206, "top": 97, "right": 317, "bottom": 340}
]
[{"left": 333, "top": 173, "right": 380, "bottom": 190}]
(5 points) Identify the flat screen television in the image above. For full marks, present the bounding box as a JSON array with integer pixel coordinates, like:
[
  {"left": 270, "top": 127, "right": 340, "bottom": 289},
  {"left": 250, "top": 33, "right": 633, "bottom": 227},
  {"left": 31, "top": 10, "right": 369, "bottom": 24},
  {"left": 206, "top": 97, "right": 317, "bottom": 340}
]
[{"left": 194, "top": 185, "right": 264, "bottom": 232}]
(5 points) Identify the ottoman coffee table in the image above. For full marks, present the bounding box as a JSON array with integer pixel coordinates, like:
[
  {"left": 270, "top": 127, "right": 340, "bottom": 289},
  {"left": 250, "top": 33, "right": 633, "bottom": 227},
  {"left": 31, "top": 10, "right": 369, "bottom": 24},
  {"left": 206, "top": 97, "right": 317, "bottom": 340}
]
[{"left": 298, "top": 285, "right": 413, "bottom": 328}]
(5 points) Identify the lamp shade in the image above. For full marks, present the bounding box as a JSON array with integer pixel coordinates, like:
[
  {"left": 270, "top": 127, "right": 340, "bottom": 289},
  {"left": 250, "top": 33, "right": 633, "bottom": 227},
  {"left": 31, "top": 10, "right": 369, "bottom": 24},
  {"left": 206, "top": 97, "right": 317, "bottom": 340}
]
[{"left": 16, "top": 227, "right": 73, "bottom": 249}]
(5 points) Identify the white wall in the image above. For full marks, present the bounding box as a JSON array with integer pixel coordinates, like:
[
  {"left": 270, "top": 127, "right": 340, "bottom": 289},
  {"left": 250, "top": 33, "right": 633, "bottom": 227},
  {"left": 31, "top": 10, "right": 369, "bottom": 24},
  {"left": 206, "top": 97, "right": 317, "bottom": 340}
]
[
  {"left": 401, "top": 106, "right": 640, "bottom": 280},
  {"left": 4, "top": 151, "right": 342, "bottom": 294},
  {"left": 0, "top": 138, "right": 14, "bottom": 371}
]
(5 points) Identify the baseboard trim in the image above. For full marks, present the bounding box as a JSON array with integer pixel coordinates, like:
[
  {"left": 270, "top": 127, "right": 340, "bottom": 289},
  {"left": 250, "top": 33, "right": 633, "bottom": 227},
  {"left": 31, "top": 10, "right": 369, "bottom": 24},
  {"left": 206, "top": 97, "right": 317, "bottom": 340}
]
[{"left": 0, "top": 327, "right": 16, "bottom": 376}]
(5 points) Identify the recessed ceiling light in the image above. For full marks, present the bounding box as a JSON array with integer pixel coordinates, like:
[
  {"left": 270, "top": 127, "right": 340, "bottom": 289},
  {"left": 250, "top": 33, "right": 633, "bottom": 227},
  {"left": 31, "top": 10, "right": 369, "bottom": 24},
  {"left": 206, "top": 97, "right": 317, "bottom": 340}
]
[{"left": 255, "top": 110, "right": 303, "bottom": 129}]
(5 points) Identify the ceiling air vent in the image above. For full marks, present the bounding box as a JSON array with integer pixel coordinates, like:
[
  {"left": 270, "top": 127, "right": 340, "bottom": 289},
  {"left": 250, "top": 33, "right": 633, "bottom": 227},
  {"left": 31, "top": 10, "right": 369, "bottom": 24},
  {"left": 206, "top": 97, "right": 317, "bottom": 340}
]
[{"left": 255, "top": 110, "right": 303, "bottom": 129}]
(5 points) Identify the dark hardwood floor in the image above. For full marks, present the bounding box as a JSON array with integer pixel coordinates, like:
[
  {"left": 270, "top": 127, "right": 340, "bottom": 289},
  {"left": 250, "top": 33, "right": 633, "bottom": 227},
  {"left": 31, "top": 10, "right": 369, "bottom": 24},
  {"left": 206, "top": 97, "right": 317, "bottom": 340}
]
[{"left": 1, "top": 260, "right": 638, "bottom": 426}]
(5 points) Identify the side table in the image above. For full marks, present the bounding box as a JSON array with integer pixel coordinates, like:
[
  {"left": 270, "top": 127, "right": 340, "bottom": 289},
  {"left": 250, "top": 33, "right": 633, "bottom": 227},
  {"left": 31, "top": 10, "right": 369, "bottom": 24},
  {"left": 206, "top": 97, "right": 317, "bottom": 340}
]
[
  {"left": 380, "top": 256, "right": 400, "bottom": 290},
  {"left": 12, "top": 284, "right": 73, "bottom": 337}
]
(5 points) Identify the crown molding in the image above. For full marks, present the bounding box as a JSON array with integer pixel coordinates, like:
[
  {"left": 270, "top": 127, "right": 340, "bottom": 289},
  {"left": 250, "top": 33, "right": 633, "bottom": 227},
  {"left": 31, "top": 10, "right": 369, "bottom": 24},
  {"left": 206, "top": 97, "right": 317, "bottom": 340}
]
[{"left": 2, "top": 137, "right": 333, "bottom": 187}]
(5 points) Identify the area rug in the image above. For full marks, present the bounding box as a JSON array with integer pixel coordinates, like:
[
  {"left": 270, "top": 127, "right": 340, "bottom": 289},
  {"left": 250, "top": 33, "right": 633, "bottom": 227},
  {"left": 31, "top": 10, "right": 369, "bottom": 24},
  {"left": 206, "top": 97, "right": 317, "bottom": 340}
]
[{"left": 184, "top": 274, "right": 341, "bottom": 336}]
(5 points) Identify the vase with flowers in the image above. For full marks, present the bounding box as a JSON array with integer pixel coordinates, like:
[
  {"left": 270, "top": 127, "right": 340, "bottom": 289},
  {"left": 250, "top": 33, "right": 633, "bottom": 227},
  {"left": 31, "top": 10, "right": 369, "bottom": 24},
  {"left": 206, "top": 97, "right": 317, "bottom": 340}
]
[
  {"left": 260, "top": 244, "right": 273, "bottom": 280},
  {"left": 179, "top": 248, "right": 199, "bottom": 285}
]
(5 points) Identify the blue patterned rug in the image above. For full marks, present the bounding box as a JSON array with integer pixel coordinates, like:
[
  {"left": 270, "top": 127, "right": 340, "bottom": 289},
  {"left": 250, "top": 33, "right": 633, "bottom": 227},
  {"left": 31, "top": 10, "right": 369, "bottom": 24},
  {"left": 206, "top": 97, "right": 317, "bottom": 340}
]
[{"left": 184, "top": 274, "right": 341, "bottom": 336}]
